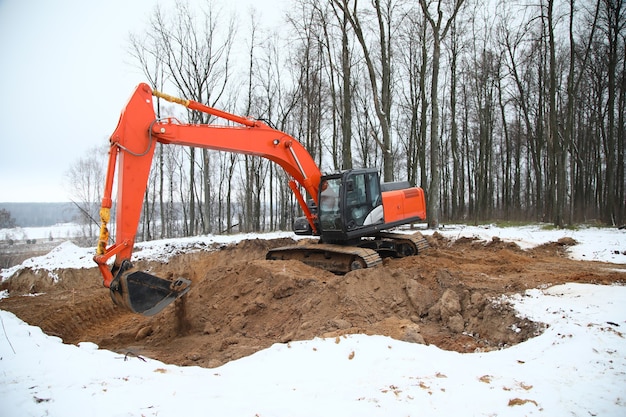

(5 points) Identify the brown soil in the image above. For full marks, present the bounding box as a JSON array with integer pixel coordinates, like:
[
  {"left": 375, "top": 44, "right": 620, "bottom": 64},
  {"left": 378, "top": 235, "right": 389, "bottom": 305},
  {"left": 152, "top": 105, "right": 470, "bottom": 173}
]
[{"left": 1, "top": 233, "right": 624, "bottom": 368}]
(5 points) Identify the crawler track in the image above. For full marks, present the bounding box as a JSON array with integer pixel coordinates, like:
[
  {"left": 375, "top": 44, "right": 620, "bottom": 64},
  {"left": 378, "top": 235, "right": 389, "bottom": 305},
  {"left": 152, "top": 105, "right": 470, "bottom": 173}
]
[
  {"left": 266, "top": 243, "right": 382, "bottom": 274},
  {"left": 362, "top": 232, "right": 430, "bottom": 258},
  {"left": 266, "top": 232, "right": 429, "bottom": 274}
]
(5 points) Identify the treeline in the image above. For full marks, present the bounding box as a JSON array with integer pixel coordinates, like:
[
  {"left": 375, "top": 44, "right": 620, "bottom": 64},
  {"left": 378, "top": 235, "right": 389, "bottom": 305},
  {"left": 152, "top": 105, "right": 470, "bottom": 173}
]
[
  {"left": 77, "top": 0, "right": 625, "bottom": 241},
  {"left": 0, "top": 203, "right": 79, "bottom": 228}
]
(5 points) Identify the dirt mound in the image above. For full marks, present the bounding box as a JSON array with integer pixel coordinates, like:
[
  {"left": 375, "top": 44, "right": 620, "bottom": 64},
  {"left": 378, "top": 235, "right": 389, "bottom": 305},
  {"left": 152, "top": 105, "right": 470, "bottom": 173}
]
[{"left": 1, "top": 234, "right": 624, "bottom": 368}]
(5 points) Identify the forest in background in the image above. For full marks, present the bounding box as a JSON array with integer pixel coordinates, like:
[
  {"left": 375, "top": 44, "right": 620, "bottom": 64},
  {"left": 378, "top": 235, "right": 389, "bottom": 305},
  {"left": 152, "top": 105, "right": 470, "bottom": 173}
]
[
  {"left": 0, "top": 203, "right": 79, "bottom": 228},
  {"left": 67, "top": 0, "right": 626, "bottom": 242}
]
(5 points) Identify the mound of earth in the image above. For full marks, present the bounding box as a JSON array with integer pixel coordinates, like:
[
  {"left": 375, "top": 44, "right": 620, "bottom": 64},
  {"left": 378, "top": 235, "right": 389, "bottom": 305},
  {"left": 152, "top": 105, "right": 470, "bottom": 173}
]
[{"left": 1, "top": 233, "right": 624, "bottom": 368}]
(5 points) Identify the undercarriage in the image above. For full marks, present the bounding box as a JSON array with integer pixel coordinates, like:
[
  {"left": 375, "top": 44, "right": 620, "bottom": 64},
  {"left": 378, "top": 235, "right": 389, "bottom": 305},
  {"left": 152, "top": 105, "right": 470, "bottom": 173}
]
[{"left": 266, "top": 231, "right": 429, "bottom": 274}]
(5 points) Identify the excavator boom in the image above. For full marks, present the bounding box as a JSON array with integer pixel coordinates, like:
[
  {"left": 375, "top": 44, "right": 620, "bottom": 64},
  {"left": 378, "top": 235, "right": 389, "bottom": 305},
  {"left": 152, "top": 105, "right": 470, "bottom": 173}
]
[{"left": 94, "top": 83, "right": 323, "bottom": 315}]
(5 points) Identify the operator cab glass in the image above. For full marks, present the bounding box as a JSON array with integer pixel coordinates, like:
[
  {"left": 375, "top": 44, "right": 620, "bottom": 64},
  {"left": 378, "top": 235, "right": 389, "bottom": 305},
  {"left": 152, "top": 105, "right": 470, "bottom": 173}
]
[
  {"left": 318, "top": 169, "right": 384, "bottom": 242},
  {"left": 319, "top": 177, "right": 342, "bottom": 231}
]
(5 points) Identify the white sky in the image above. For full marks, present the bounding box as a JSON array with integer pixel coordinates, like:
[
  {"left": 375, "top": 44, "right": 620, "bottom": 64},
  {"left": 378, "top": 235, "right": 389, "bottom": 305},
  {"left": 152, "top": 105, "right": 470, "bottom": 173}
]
[{"left": 0, "top": 0, "right": 285, "bottom": 202}]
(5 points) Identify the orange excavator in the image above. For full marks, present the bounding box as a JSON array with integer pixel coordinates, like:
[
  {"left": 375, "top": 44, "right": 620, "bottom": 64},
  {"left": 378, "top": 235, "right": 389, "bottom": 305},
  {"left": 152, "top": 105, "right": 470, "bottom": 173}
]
[{"left": 94, "top": 83, "right": 427, "bottom": 316}]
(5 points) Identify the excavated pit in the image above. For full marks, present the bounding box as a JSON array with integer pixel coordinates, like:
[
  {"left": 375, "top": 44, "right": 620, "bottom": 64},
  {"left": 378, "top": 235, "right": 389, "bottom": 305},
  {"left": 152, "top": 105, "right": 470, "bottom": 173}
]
[{"left": 1, "top": 233, "right": 624, "bottom": 368}]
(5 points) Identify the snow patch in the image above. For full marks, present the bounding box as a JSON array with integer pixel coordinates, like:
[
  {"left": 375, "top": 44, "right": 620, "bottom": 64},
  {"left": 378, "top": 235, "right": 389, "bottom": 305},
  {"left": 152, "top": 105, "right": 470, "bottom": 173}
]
[
  {"left": 0, "top": 283, "right": 625, "bottom": 416},
  {"left": 435, "top": 224, "right": 626, "bottom": 264},
  {"left": 0, "top": 241, "right": 95, "bottom": 282}
]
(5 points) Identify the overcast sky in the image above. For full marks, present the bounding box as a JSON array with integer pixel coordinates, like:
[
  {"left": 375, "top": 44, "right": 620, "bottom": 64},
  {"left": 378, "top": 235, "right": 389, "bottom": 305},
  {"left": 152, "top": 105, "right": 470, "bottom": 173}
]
[{"left": 0, "top": 0, "right": 284, "bottom": 203}]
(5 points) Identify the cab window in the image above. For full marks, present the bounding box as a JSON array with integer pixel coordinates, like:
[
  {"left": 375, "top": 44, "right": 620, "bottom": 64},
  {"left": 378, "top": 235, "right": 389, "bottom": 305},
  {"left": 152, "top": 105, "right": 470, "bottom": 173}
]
[
  {"left": 319, "top": 178, "right": 342, "bottom": 230},
  {"left": 345, "top": 172, "right": 383, "bottom": 229}
]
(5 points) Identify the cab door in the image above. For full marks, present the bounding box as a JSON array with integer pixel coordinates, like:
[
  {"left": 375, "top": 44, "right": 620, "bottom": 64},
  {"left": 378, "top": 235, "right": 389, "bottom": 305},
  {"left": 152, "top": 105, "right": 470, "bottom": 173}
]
[
  {"left": 343, "top": 170, "right": 383, "bottom": 231},
  {"left": 319, "top": 169, "right": 385, "bottom": 243}
]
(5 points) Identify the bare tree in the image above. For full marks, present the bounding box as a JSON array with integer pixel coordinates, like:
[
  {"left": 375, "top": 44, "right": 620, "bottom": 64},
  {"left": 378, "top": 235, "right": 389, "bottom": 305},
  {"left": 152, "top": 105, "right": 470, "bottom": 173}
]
[
  {"left": 0, "top": 209, "right": 16, "bottom": 229},
  {"left": 419, "top": 0, "right": 466, "bottom": 228},
  {"left": 146, "top": 1, "right": 236, "bottom": 235},
  {"left": 334, "top": 0, "right": 355, "bottom": 170},
  {"left": 600, "top": 0, "right": 625, "bottom": 225},
  {"left": 396, "top": 8, "right": 428, "bottom": 190},
  {"left": 333, "top": 0, "right": 397, "bottom": 181},
  {"left": 65, "top": 145, "right": 107, "bottom": 241}
]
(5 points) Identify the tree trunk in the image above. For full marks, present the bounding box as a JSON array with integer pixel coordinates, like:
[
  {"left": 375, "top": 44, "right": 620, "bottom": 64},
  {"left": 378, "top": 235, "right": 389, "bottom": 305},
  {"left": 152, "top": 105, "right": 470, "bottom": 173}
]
[
  {"left": 547, "top": 0, "right": 565, "bottom": 227},
  {"left": 419, "top": 0, "right": 466, "bottom": 228},
  {"left": 340, "top": 4, "right": 353, "bottom": 170},
  {"left": 335, "top": 0, "right": 395, "bottom": 181},
  {"left": 450, "top": 21, "right": 460, "bottom": 219}
]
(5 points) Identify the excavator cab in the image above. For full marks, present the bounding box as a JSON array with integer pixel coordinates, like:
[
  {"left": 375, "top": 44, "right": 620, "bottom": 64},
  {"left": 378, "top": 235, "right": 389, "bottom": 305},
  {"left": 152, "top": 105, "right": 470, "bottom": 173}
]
[{"left": 318, "top": 169, "right": 386, "bottom": 243}]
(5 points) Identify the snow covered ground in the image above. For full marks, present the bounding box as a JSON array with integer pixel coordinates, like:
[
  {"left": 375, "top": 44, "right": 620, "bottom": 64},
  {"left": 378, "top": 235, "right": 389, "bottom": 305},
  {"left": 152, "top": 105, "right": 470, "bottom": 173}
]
[
  {"left": 1, "top": 224, "right": 625, "bottom": 416},
  {"left": 0, "top": 222, "right": 84, "bottom": 242},
  {"left": 2, "top": 224, "right": 624, "bottom": 282}
]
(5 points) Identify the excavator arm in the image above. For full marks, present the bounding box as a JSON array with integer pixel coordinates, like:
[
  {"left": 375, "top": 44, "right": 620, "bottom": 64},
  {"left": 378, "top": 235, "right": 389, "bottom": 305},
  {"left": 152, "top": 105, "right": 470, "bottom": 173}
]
[{"left": 94, "top": 83, "right": 322, "bottom": 315}]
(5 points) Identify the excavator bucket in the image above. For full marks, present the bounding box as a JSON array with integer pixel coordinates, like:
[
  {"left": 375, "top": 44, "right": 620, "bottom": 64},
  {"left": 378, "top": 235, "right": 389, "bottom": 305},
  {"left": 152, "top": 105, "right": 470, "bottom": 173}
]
[{"left": 109, "top": 269, "right": 191, "bottom": 316}]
